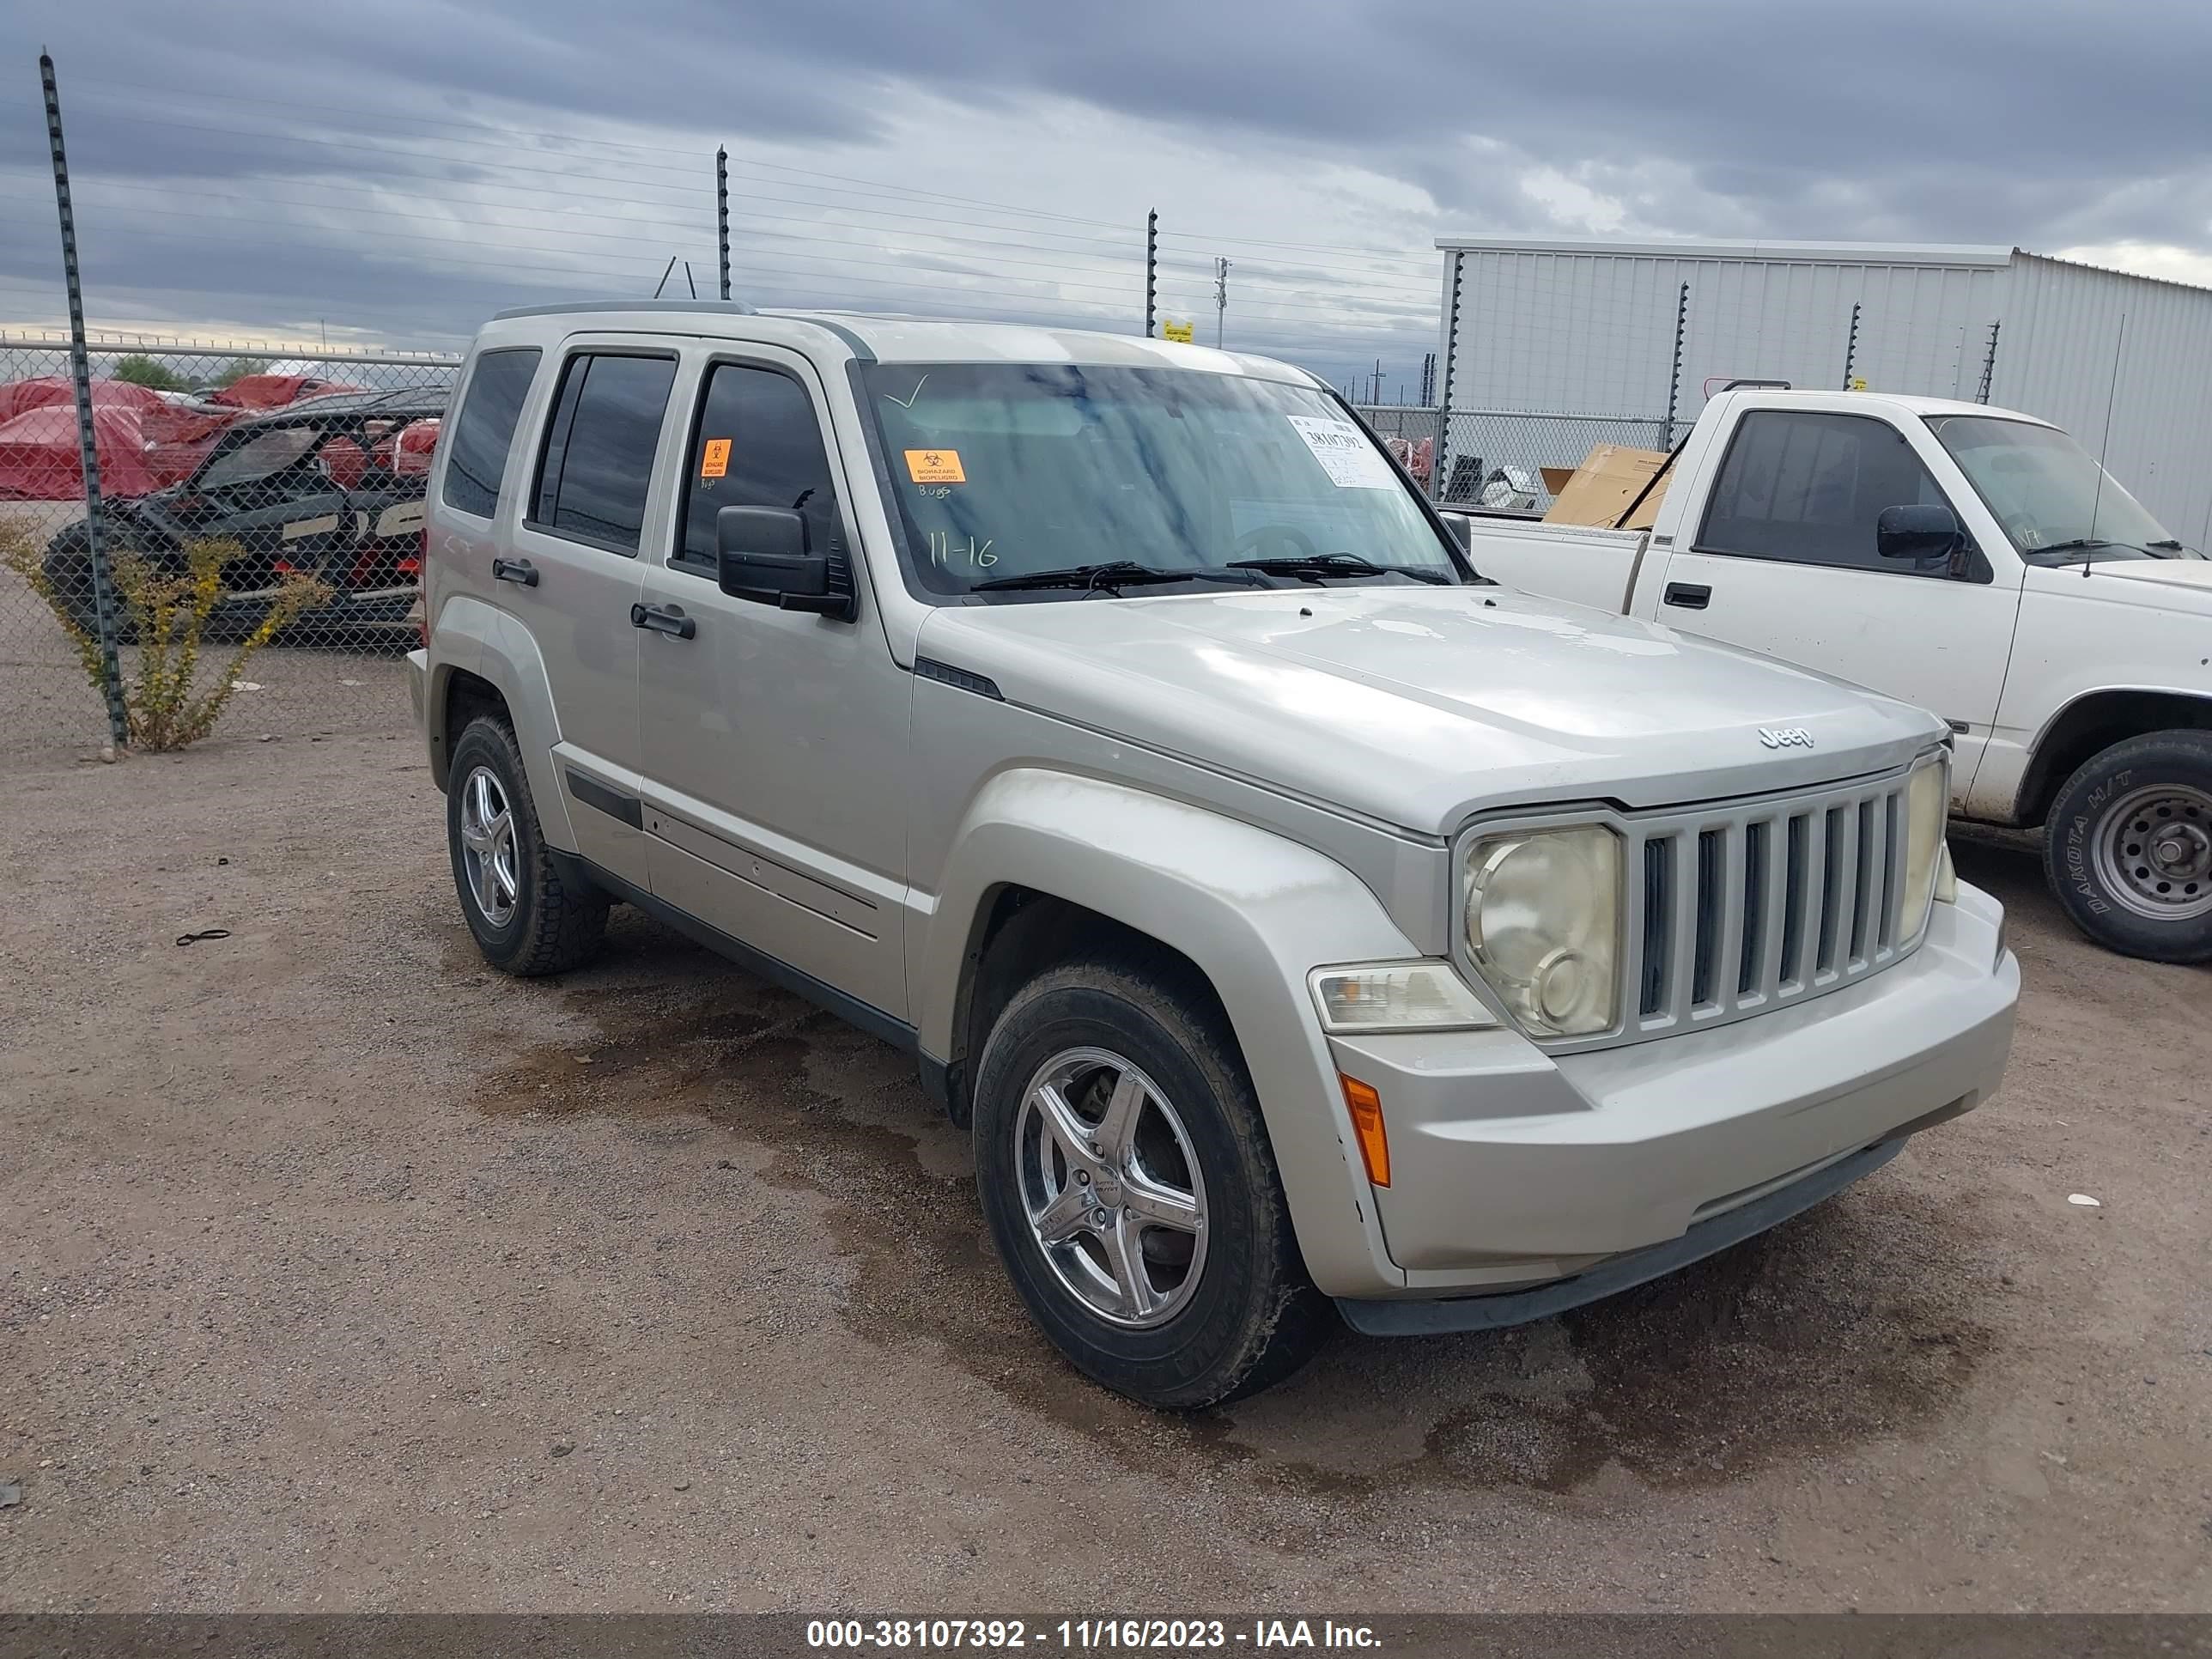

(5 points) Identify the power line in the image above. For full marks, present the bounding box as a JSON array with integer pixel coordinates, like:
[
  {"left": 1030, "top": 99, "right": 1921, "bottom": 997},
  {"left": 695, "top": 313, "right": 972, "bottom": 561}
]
[
  {"left": 18, "top": 179, "right": 1141, "bottom": 289},
  {"left": 70, "top": 109, "right": 1145, "bottom": 257},
  {"left": 73, "top": 76, "right": 1139, "bottom": 231}
]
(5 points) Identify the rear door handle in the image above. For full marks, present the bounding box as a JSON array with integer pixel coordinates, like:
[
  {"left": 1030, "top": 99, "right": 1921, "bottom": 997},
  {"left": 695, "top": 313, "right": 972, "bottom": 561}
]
[
  {"left": 630, "top": 601, "right": 696, "bottom": 641},
  {"left": 491, "top": 556, "right": 538, "bottom": 587},
  {"left": 1662, "top": 581, "right": 1711, "bottom": 610}
]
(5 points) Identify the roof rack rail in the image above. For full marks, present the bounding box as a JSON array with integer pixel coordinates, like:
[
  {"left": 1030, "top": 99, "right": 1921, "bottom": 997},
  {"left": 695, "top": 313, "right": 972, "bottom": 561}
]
[{"left": 491, "top": 298, "right": 760, "bottom": 321}]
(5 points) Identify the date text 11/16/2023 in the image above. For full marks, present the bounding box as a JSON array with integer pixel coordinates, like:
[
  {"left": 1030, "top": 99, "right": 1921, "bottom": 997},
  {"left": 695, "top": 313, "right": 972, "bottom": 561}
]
[{"left": 804, "top": 1618, "right": 1382, "bottom": 1650}]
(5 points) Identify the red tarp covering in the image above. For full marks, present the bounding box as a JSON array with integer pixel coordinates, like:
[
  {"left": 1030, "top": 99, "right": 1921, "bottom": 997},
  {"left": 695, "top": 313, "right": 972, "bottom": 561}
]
[
  {"left": 323, "top": 416, "right": 442, "bottom": 487},
  {"left": 209, "top": 374, "right": 364, "bottom": 410},
  {"left": 0, "top": 404, "right": 163, "bottom": 500},
  {"left": 0, "top": 375, "right": 169, "bottom": 424}
]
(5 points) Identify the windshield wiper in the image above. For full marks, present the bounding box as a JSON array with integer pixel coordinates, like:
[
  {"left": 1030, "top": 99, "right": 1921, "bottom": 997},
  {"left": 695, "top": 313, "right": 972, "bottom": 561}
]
[
  {"left": 1226, "top": 551, "right": 1452, "bottom": 586},
  {"left": 2033, "top": 538, "right": 2124, "bottom": 563},
  {"left": 969, "top": 560, "right": 1202, "bottom": 593}
]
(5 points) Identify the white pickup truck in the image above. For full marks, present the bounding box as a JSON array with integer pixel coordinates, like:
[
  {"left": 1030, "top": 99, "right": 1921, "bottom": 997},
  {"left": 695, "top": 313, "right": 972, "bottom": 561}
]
[{"left": 1453, "top": 387, "right": 2212, "bottom": 963}]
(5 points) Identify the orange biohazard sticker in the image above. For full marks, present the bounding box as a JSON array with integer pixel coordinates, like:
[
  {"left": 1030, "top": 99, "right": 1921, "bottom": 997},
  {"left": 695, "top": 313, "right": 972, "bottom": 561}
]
[
  {"left": 700, "top": 438, "right": 732, "bottom": 479},
  {"left": 903, "top": 448, "right": 966, "bottom": 484}
]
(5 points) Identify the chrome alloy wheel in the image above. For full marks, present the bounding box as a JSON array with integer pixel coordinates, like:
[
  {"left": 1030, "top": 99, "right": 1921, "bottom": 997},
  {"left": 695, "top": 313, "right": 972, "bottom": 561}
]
[
  {"left": 2094, "top": 782, "right": 2212, "bottom": 922},
  {"left": 1014, "top": 1047, "right": 1208, "bottom": 1328},
  {"left": 458, "top": 763, "right": 521, "bottom": 928}
]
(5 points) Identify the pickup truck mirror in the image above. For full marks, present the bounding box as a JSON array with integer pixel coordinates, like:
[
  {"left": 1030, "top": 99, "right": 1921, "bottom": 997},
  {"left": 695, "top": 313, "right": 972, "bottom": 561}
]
[
  {"left": 1440, "top": 511, "right": 1474, "bottom": 550},
  {"left": 1875, "top": 503, "right": 1962, "bottom": 563},
  {"left": 716, "top": 505, "right": 849, "bottom": 617}
]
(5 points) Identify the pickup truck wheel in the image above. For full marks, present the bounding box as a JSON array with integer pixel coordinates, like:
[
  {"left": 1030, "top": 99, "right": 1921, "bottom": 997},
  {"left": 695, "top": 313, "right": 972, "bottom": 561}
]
[
  {"left": 446, "top": 716, "right": 610, "bottom": 975},
  {"left": 972, "top": 956, "right": 1326, "bottom": 1410},
  {"left": 2045, "top": 730, "right": 2212, "bottom": 963}
]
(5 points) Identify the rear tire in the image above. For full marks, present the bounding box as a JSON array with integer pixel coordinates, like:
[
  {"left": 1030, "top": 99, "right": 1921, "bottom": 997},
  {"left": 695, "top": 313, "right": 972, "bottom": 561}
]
[
  {"left": 2044, "top": 729, "right": 2212, "bottom": 963},
  {"left": 971, "top": 951, "right": 1327, "bottom": 1409},
  {"left": 446, "top": 715, "right": 609, "bottom": 975}
]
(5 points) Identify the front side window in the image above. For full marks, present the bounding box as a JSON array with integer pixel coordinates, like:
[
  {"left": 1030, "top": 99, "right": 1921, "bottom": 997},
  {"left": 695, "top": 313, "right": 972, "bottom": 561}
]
[
  {"left": 530, "top": 352, "right": 677, "bottom": 555},
  {"left": 1698, "top": 410, "right": 1955, "bottom": 574},
  {"left": 858, "top": 363, "right": 1469, "bottom": 599},
  {"left": 1927, "top": 414, "right": 2199, "bottom": 564},
  {"left": 441, "top": 347, "right": 541, "bottom": 519},
  {"left": 676, "top": 363, "right": 843, "bottom": 574}
]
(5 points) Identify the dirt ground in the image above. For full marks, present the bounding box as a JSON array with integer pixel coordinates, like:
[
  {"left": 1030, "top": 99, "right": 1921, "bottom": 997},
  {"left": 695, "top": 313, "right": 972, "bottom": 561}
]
[{"left": 1, "top": 732, "right": 2207, "bottom": 1613}]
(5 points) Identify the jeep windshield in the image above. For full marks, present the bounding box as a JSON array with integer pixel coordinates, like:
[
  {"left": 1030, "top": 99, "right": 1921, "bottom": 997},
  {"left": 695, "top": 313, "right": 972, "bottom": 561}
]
[
  {"left": 860, "top": 363, "right": 1475, "bottom": 599},
  {"left": 1926, "top": 414, "right": 2203, "bottom": 564}
]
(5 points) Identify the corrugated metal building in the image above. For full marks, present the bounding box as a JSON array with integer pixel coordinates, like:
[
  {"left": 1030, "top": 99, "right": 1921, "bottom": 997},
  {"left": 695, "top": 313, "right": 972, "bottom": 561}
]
[{"left": 1432, "top": 237, "right": 2212, "bottom": 545}]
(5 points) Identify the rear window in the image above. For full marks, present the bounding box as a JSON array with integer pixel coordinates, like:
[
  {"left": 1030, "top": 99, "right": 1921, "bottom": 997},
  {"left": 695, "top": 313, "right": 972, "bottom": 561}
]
[
  {"left": 529, "top": 353, "right": 677, "bottom": 555},
  {"left": 441, "top": 348, "right": 540, "bottom": 519}
]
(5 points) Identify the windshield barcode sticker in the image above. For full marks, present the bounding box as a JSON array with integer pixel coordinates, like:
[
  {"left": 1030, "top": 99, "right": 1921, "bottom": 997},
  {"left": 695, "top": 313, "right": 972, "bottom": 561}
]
[{"left": 1285, "top": 415, "right": 1395, "bottom": 489}]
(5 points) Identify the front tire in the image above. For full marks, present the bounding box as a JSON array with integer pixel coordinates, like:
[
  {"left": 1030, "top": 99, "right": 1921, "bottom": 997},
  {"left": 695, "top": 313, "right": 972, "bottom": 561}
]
[
  {"left": 446, "top": 715, "right": 609, "bottom": 975},
  {"left": 43, "top": 526, "right": 142, "bottom": 644},
  {"left": 972, "top": 952, "right": 1327, "bottom": 1409},
  {"left": 2044, "top": 730, "right": 2212, "bottom": 963}
]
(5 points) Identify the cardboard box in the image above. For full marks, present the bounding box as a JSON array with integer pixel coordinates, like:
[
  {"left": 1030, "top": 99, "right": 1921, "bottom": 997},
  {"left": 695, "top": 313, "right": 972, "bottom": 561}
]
[{"left": 1540, "top": 443, "right": 1674, "bottom": 531}]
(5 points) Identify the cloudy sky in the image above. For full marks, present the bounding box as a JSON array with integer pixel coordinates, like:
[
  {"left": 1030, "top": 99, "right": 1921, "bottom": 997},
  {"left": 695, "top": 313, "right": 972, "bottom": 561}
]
[{"left": 4, "top": 0, "right": 2210, "bottom": 397}]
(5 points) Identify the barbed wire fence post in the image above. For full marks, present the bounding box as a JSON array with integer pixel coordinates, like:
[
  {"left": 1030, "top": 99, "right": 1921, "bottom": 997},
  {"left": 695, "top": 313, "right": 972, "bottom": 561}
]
[
  {"left": 1434, "top": 251, "right": 1462, "bottom": 501},
  {"left": 1663, "top": 282, "right": 1689, "bottom": 449},
  {"left": 1144, "top": 210, "right": 1157, "bottom": 337},
  {"left": 39, "top": 52, "right": 128, "bottom": 751},
  {"left": 715, "top": 147, "right": 732, "bottom": 302},
  {"left": 1842, "top": 301, "right": 1863, "bottom": 390}
]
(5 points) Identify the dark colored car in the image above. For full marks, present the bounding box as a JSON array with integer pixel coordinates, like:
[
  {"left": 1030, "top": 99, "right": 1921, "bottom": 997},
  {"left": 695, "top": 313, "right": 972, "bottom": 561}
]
[{"left": 42, "top": 387, "right": 447, "bottom": 641}]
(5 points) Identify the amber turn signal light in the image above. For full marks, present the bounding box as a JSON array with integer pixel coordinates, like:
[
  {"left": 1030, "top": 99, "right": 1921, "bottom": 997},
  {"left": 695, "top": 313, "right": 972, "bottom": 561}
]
[{"left": 1339, "top": 1074, "right": 1389, "bottom": 1188}]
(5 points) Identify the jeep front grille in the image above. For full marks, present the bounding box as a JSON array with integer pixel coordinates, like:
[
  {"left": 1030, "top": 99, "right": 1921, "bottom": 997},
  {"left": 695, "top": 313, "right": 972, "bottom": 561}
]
[{"left": 1626, "top": 771, "right": 1917, "bottom": 1038}]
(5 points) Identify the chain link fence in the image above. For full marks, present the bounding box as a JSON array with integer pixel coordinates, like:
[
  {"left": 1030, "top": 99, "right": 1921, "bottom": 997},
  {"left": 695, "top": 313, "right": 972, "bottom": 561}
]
[
  {"left": 1354, "top": 404, "right": 1671, "bottom": 512},
  {"left": 0, "top": 338, "right": 458, "bottom": 761}
]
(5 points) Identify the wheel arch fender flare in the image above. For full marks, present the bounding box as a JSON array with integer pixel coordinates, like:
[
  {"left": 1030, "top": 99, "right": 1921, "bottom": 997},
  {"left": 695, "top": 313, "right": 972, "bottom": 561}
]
[
  {"left": 918, "top": 767, "right": 1424, "bottom": 1293},
  {"left": 428, "top": 592, "right": 576, "bottom": 853},
  {"left": 2016, "top": 685, "right": 2212, "bottom": 824}
]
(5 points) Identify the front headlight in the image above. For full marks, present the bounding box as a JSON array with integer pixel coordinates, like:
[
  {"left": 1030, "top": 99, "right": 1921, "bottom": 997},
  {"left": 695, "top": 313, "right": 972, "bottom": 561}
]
[
  {"left": 1899, "top": 757, "right": 1950, "bottom": 939},
  {"left": 1462, "top": 823, "right": 1621, "bottom": 1036}
]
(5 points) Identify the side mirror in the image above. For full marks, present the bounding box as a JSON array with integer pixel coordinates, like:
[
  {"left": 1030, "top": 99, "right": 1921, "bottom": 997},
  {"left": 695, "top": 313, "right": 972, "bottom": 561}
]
[
  {"left": 1876, "top": 503, "right": 1961, "bottom": 563},
  {"left": 1440, "top": 510, "right": 1474, "bottom": 550},
  {"left": 716, "top": 506, "right": 848, "bottom": 617}
]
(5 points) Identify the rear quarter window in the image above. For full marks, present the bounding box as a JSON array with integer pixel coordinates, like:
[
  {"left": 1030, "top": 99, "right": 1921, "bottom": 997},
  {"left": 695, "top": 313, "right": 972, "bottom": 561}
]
[{"left": 441, "top": 348, "right": 541, "bottom": 519}]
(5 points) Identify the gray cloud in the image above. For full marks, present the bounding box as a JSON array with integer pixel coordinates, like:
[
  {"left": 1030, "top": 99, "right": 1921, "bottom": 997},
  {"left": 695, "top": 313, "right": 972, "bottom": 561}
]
[{"left": 4, "top": 0, "right": 2209, "bottom": 395}]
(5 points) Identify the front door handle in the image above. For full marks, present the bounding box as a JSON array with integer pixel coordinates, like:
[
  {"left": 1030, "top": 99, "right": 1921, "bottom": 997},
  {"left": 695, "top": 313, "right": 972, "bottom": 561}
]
[
  {"left": 491, "top": 556, "right": 538, "bottom": 587},
  {"left": 630, "top": 601, "right": 696, "bottom": 641},
  {"left": 1662, "top": 581, "right": 1711, "bottom": 610}
]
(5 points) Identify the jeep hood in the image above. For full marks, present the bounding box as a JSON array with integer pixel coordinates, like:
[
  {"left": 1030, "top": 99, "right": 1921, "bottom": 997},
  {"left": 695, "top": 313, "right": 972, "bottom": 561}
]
[{"left": 915, "top": 586, "right": 1946, "bottom": 835}]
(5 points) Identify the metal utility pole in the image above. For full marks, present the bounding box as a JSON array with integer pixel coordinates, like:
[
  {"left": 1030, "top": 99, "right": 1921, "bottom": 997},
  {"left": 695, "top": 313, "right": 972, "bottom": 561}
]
[
  {"left": 1144, "top": 210, "right": 1158, "bottom": 337},
  {"left": 1369, "top": 360, "right": 1383, "bottom": 405},
  {"left": 715, "top": 147, "right": 732, "bottom": 301},
  {"left": 41, "top": 52, "right": 128, "bottom": 750},
  {"left": 1213, "top": 257, "right": 1230, "bottom": 348}
]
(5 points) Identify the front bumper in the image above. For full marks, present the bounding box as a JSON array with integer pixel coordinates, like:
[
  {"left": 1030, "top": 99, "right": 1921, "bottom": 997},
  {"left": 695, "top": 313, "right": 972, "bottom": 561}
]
[{"left": 1319, "top": 880, "right": 2016, "bottom": 1308}]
